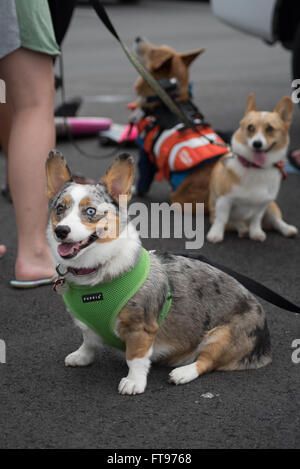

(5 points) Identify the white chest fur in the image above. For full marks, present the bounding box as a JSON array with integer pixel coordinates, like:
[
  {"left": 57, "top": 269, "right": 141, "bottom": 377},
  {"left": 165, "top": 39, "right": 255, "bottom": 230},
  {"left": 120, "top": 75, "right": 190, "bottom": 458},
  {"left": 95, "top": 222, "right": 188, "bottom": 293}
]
[{"left": 227, "top": 158, "right": 282, "bottom": 221}]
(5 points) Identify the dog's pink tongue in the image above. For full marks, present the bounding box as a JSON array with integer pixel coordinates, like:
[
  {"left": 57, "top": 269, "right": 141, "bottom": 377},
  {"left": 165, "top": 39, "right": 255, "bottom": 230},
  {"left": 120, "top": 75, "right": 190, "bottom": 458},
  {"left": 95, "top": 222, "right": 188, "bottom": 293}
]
[
  {"left": 58, "top": 242, "right": 80, "bottom": 257},
  {"left": 253, "top": 151, "right": 267, "bottom": 167}
]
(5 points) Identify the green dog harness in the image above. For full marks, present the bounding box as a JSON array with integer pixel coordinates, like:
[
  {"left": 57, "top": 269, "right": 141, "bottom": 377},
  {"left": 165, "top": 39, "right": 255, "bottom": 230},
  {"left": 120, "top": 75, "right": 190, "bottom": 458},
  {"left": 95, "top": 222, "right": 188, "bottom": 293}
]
[{"left": 62, "top": 249, "right": 172, "bottom": 351}]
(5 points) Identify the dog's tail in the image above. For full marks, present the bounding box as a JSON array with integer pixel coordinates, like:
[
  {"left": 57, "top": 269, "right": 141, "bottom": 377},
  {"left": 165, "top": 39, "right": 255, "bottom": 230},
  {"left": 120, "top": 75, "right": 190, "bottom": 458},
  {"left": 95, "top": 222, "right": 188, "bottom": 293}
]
[{"left": 170, "top": 251, "right": 300, "bottom": 315}]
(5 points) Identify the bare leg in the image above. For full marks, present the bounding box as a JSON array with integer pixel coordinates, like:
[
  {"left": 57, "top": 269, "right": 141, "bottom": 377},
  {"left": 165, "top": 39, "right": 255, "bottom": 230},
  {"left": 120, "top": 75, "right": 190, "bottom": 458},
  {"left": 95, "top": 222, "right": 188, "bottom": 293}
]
[
  {"left": 0, "top": 48, "right": 56, "bottom": 281},
  {"left": 0, "top": 99, "right": 12, "bottom": 185},
  {"left": 290, "top": 149, "right": 300, "bottom": 166}
]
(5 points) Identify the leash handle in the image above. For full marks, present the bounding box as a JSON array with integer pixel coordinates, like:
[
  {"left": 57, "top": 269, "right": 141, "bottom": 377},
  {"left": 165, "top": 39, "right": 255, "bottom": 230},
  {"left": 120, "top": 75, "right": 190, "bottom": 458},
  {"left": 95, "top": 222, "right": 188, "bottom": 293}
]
[
  {"left": 89, "top": 0, "right": 120, "bottom": 41},
  {"left": 89, "top": 0, "right": 229, "bottom": 150},
  {"left": 171, "top": 251, "right": 300, "bottom": 315}
]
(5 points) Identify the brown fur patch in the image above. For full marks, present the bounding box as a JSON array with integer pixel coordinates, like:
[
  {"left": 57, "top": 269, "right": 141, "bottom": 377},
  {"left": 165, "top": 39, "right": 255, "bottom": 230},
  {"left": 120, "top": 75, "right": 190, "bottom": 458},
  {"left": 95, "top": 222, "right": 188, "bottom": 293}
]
[
  {"left": 262, "top": 201, "right": 283, "bottom": 230},
  {"left": 118, "top": 306, "right": 158, "bottom": 360},
  {"left": 209, "top": 156, "right": 241, "bottom": 214},
  {"left": 50, "top": 195, "right": 72, "bottom": 228},
  {"left": 79, "top": 197, "right": 92, "bottom": 208},
  {"left": 62, "top": 195, "right": 71, "bottom": 206},
  {"left": 170, "top": 161, "right": 217, "bottom": 215},
  {"left": 196, "top": 325, "right": 233, "bottom": 375},
  {"left": 266, "top": 201, "right": 282, "bottom": 220},
  {"left": 50, "top": 210, "right": 59, "bottom": 229}
]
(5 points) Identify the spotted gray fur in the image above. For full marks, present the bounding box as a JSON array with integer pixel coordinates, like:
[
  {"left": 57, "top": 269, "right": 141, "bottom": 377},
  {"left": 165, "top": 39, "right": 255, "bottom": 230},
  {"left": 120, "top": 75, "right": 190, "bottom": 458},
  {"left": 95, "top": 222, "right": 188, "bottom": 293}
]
[{"left": 124, "top": 252, "right": 272, "bottom": 368}]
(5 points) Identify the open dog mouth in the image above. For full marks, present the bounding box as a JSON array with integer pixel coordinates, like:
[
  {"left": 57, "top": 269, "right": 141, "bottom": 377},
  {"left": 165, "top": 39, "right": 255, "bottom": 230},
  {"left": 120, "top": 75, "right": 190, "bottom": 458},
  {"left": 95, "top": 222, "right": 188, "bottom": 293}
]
[
  {"left": 57, "top": 232, "right": 98, "bottom": 259},
  {"left": 253, "top": 141, "right": 277, "bottom": 167}
]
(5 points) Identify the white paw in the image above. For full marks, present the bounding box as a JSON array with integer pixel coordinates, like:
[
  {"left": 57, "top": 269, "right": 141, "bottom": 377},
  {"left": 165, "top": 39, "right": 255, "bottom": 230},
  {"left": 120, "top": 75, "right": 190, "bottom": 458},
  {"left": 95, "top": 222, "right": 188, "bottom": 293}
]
[
  {"left": 282, "top": 225, "right": 298, "bottom": 238},
  {"left": 250, "top": 229, "right": 266, "bottom": 242},
  {"left": 207, "top": 228, "right": 224, "bottom": 244},
  {"left": 65, "top": 349, "right": 95, "bottom": 367},
  {"left": 118, "top": 377, "right": 146, "bottom": 395},
  {"left": 169, "top": 363, "right": 198, "bottom": 385}
]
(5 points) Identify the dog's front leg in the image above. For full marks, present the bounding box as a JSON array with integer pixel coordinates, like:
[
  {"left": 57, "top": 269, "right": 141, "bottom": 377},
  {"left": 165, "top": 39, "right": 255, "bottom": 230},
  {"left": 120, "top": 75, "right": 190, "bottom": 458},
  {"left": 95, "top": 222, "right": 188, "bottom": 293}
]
[
  {"left": 118, "top": 328, "right": 156, "bottom": 395},
  {"left": 207, "top": 195, "right": 232, "bottom": 243},
  {"left": 65, "top": 321, "right": 103, "bottom": 367},
  {"left": 249, "top": 206, "right": 268, "bottom": 242}
]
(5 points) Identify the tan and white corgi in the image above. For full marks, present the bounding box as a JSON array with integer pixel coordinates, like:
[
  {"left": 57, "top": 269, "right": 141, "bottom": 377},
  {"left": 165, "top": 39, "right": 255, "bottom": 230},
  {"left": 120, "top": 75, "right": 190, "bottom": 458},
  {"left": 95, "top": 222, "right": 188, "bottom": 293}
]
[
  {"left": 46, "top": 151, "right": 272, "bottom": 395},
  {"left": 207, "top": 94, "right": 298, "bottom": 243}
]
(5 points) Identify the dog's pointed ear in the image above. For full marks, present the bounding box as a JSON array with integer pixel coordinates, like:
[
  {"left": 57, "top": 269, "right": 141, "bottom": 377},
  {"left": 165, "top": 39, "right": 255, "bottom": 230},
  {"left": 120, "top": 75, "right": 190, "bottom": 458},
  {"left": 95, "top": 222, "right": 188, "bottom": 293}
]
[
  {"left": 46, "top": 150, "right": 72, "bottom": 199},
  {"left": 274, "top": 96, "right": 293, "bottom": 126},
  {"left": 151, "top": 49, "right": 174, "bottom": 72},
  {"left": 245, "top": 93, "right": 257, "bottom": 114},
  {"left": 101, "top": 153, "right": 135, "bottom": 203},
  {"left": 180, "top": 48, "right": 205, "bottom": 67}
]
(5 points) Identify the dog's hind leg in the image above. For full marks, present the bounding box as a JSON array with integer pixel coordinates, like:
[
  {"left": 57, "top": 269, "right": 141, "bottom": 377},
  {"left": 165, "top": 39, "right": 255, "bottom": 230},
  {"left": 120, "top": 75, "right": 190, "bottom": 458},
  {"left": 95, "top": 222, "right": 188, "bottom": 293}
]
[
  {"left": 169, "top": 311, "right": 272, "bottom": 385},
  {"left": 263, "top": 202, "right": 298, "bottom": 238},
  {"left": 65, "top": 320, "right": 103, "bottom": 367},
  {"left": 169, "top": 325, "right": 234, "bottom": 385}
]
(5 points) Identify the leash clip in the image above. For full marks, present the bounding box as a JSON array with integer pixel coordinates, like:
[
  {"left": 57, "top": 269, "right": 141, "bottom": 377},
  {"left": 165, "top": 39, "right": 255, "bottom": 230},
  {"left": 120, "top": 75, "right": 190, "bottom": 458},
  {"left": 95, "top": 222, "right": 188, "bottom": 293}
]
[
  {"left": 56, "top": 264, "right": 68, "bottom": 276},
  {"left": 53, "top": 264, "right": 69, "bottom": 295}
]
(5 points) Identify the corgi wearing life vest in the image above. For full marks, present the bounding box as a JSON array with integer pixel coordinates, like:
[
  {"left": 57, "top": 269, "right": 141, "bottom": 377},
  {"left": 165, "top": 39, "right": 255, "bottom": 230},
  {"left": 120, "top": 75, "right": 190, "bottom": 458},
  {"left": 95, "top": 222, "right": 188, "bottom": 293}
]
[
  {"left": 207, "top": 94, "right": 298, "bottom": 243},
  {"left": 131, "top": 37, "right": 228, "bottom": 213},
  {"left": 46, "top": 151, "right": 272, "bottom": 395}
]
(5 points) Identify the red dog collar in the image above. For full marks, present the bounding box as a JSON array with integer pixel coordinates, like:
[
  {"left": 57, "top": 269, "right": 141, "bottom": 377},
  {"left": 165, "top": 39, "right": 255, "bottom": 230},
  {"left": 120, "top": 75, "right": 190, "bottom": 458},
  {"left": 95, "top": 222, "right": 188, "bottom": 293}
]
[{"left": 237, "top": 155, "right": 287, "bottom": 180}]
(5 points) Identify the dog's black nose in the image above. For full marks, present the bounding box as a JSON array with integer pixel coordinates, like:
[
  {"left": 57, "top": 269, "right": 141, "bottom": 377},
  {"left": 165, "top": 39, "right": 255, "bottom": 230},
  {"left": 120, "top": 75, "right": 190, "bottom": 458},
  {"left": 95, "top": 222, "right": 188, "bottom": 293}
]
[
  {"left": 135, "top": 36, "right": 142, "bottom": 43},
  {"left": 253, "top": 140, "right": 263, "bottom": 149},
  {"left": 55, "top": 225, "right": 71, "bottom": 240}
]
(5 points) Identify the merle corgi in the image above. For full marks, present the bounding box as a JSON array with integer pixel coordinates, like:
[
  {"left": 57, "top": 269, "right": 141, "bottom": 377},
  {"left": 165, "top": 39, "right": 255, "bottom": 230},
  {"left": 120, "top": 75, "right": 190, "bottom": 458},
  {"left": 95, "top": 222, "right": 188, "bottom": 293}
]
[
  {"left": 207, "top": 94, "right": 298, "bottom": 243},
  {"left": 46, "top": 151, "right": 271, "bottom": 395}
]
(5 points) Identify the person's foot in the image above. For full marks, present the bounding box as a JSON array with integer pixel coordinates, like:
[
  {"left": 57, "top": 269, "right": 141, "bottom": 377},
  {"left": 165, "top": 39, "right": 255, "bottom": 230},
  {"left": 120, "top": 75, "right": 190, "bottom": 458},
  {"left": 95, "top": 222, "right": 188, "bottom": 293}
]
[
  {"left": 15, "top": 245, "right": 56, "bottom": 282},
  {"left": 1, "top": 184, "right": 12, "bottom": 203},
  {"left": 288, "top": 149, "right": 300, "bottom": 169},
  {"left": 0, "top": 245, "right": 6, "bottom": 257}
]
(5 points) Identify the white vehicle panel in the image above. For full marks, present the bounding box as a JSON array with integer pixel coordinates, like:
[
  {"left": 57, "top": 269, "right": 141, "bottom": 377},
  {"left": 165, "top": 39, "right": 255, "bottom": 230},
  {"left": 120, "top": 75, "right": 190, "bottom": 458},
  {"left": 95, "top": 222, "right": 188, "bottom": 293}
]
[{"left": 211, "top": 0, "right": 277, "bottom": 42}]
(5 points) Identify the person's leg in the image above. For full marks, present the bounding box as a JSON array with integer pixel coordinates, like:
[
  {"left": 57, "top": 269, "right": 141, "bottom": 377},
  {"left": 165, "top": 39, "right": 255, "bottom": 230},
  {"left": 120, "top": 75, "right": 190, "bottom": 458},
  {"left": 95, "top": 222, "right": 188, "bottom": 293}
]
[
  {"left": 289, "top": 149, "right": 300, "bottom": 167},
  {"left": 0, "top": 98, "right": 12, "bottom": 186},
  {"left": 0, "top": 47, "right": 56, "bottom": 281},
  {"left": 0, "top": 245, "right": 6, "bottom": 257},
  {"left": 0, "top": 99, "right": 12, "bottom": 156}
]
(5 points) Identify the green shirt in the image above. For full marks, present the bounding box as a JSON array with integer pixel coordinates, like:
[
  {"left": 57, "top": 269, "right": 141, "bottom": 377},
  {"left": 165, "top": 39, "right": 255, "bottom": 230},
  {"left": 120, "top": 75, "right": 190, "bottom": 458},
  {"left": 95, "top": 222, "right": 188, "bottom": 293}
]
[
  {"left": 63, "top": 249, "right": 172, "bottom": 351},
  {"left": 15, "top": 0, "right": 60, "bottom": 57}
]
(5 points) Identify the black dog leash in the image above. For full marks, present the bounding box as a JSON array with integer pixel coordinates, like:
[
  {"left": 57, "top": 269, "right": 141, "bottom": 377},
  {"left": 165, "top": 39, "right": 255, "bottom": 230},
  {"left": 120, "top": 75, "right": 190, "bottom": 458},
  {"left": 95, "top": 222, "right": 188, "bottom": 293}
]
[
  {"left": 170, "top": 251, "right": 300, "bottom": 315},
  {"left": 89, "top": 0, "right": 229, "bottom": 151},
  {"left": 88, "top": 3, "right": 299, "bottom": 315}
]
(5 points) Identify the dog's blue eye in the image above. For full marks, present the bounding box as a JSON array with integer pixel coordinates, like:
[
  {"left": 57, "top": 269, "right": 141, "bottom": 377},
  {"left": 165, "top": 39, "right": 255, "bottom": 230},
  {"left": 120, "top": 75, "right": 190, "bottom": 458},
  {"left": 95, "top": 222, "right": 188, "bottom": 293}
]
[
  {"left": 86, "top": 207, "right": 96, "bottom": 217},
  {"left": 247, "top": 124, "right": 255, "bottom": 132}
]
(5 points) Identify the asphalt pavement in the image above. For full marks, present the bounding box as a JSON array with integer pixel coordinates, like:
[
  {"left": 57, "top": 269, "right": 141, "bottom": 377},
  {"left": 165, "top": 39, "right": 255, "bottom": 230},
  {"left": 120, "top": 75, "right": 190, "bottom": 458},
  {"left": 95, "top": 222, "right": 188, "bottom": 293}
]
[{"left": 0, "top": 1, "right": 299, "bottom": 449}]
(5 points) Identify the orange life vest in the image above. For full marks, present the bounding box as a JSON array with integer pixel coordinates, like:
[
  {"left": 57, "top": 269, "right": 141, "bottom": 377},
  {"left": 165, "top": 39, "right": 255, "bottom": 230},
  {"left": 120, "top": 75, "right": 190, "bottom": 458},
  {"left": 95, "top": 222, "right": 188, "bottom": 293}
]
[{"left": 137, "top": 116, "right": 226, "bottom": 182}]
